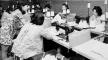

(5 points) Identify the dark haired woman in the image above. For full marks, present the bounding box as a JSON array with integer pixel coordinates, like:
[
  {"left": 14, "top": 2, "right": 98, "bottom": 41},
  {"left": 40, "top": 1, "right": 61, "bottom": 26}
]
[
  {"left": 12, "top": 3, "right": 31, "bottom": 26},
  {"left": 89, "top": 6, "right": 105, "bottom": 32},
  {"left": 62, "top": 3, "right": 70, "bottom": 14},
  {"left": 42, "top": 4, "right": 53, "bottom": 28},
  {"left": 11, "top": 13, "right": 49, "bottom": 60},
  {"left": 89, "top": 6, "right": 105, "bottom": 42},
  {"left": 0, "top": 6, "right": 14, "bottom": 60},
  {"left": 52, "top": 3, "right": 70, "bottom": 26},
  {"left": 43, "top": 4, "right": 51, "bottom": 13},
  {"left": 11, "top": 3, "right": 31, "bottom": 40}
]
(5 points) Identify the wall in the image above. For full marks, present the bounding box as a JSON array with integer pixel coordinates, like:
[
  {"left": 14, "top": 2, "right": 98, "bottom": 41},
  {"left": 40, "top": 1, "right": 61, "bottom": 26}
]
[
  {"left": 0, "top": 0, "right": 108, "bottom": 17},
  {"left": 51, "top": 0, "right": 108, "bottom": 17}
]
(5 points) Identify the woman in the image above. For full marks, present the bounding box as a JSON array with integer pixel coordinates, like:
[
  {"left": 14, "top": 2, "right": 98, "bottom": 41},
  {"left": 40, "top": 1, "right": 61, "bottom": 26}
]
[
  {"left": 13, "top": 3, "right": 31, "bottom": 25},
  {"left": 51, "top": 3, "right": 70, "bottom": 26},
  {"left": 0, "top": 6, "right": 14, "bottom": 60},
  {"left": 89, "top": 6, "right": 105, "bottom": 42},
  {"left": 11, "top": 3, "right": 31, "bottom": 39},
  {"left": 21, "top": 3, "right": 31, "bottom": 25},
  {"left": 89, "top": 6, "right": 105, "bottom": 32},
  {"left": 43, "top": 4, "right": 51, "bottom": 13},
  {"left": 43, "top": 4, "right": 52, "bottom": 28},
  {"left": 12, "top": 13, "right": 47, "bottom": 60}
]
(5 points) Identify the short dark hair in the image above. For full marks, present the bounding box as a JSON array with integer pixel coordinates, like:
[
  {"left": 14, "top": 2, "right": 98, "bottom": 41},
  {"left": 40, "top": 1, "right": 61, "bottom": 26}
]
[
  {"left": 62, "top": 3, "right": 69, "bottom": 9},
  {"left": 15, "top": 3, "right": 25, "bottom": 14},
  {"left": 92, "top": 6, "right": 102, "bottom": 16},
  {"left": 44, "top": 4, "right": 51, "bottom": 9},
  {"left": 31, "top": 12, "right": 44, "bottom": 25},
  {"left": 16, "top": 3, "right": 30, "bottom": 14},
  {"left": 6, "top": 5, "right": 14, "bottom": 14}
]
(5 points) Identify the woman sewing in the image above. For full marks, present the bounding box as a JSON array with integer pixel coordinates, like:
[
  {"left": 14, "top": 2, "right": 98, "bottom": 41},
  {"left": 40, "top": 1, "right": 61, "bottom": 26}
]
[
  {"left": 89, "top": 6, "right": 105, "bottom": 32},
  {"left": 51, "top": 3, "right": 70, "bottom": 26},
  {"left": 12, "top": 11, "right": 50, "bottom": 60}
]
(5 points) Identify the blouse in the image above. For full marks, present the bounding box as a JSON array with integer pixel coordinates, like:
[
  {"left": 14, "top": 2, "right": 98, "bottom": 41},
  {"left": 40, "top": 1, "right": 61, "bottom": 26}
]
[
  {"left": 89, "top": 15, "right": 105, "bottom": 32},
  {"left": 12, "top": 23, "right": 44, "bottom": 59}
]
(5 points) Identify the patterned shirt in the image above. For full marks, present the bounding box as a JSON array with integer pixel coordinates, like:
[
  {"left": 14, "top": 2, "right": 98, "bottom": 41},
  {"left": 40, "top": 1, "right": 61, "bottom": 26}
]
[{"left": 0, "top": 12, "right": 13, "bottom": 45}]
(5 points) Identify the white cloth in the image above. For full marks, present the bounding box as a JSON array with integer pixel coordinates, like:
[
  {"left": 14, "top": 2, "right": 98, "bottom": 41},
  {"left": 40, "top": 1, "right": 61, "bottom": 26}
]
[
  {"left": 77, "top": 20, "right": 89, "bottom": 28},
  {"left": 51, "top": 14, "right": 66, "bottom": 25},
  {"left": 42, "top": 54, "right": 57, "bottom": 60},
  {"left": 12, "top": 23, "right": 44, "bottom": 59},
  {"left": 73, "top": 40, "right": 108, "bottom": 60},
  {"left": 89, "top": 15, "right": 105, "bottom": 32},
  {"left": 66, "top": 13, "right": 77, "bottom": 26},
  {"left": 42, "top": 26, "right": 65, "bottom": 40}
]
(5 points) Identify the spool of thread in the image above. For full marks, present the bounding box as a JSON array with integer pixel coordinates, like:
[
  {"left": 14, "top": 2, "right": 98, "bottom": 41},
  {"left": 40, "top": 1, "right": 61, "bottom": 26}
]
[
  {"left": 46, "top": 11, "right": 54, "bottom": 17},
  {"left": 43, "top": 9, "right": 48, "bottom": 12},
  {"left": 87, "top": 2, "right": 91, "bottom": 8},
  {"left": 104, "top": 0, "right": 108, "bottom": 4},
  {"left": 51, "top": 11, "right": 54, "bottom": 16},
  {"left": 67, "top": 9, "right": 70, "bottom": 14}
]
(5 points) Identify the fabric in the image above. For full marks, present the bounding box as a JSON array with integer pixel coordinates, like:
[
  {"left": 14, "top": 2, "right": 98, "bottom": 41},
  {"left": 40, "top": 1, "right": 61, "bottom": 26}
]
[
  {"left": 21, "top": 13, "right": 31, "bottom": 24},
  {"left": 77, "top": 20, "right": 89, "bottom": 28},
  {"left": 89, "top": 15, "right": 105, "bottom": 32},
  {"left": 42, "top": 54, "right": 57, "bottom": 60},
  {"left": 12, "top": 23, "right": 44, "bottom": 59},
  {"left": 0, "top": 12, "right": 13, "bottom": 45},
  {"left": 51, "top": 14, "right": 66, "bottom": 25},
  {"left": 42, "top": 26, "right": 65, "bottom": 40},
  {"left": 69, "top": 30, "right": 91, "bottom": 47},
  {"left": 66, "top": 13, "right": 77, "bottom": 26},
  {"left": 67, "top": 21, "right": 78, "bottom": 27}
]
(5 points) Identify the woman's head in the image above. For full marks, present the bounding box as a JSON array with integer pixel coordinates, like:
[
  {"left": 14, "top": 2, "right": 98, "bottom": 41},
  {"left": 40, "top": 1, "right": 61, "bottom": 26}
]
[
  {"left": 16, "top": 3, "right": 30, "bottom": 14},
  {"left": 92, "top": 6, "right": 102, "bottom": 16},
  {"left": 44, "top": 4, "right": 51, "bottom": 10},
  {"left": 31, "top": 12, "right": 44, "bottom": 25},
  {"left": 22, "top": 4, "right": 30, "bottom": 12},
  {"left": 62, "top": 3, "right": 69, "bottom": 10},
  {"left": 6, "top": 5, "right": 14, "bottom": 14}
]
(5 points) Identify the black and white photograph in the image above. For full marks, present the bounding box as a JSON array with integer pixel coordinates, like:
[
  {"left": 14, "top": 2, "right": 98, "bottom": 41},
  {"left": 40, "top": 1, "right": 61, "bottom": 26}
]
[{"left": 0, "top": 0, "right": 108, "bottom": 60}]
